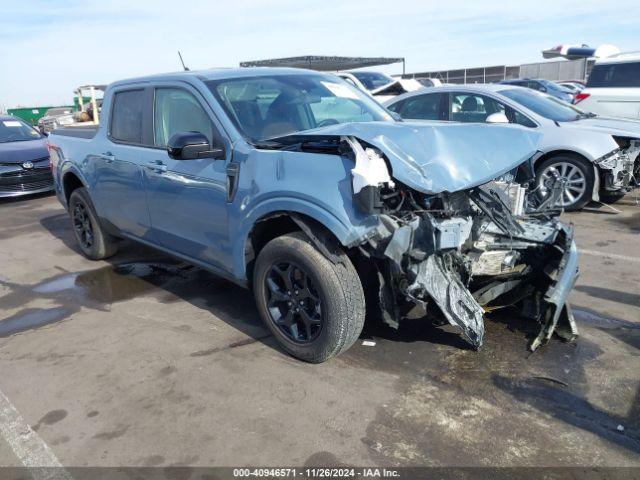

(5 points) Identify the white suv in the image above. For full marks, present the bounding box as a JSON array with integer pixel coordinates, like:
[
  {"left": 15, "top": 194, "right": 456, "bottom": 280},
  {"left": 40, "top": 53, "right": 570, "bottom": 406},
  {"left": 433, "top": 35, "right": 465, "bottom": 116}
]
[{"left": 575, "top": 52, "right": 640, "bottom": 119}]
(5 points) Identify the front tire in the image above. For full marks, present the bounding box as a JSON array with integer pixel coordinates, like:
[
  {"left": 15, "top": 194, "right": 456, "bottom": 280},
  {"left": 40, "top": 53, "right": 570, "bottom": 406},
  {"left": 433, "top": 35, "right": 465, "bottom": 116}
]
[
  {"left": 253, "top": 232, "right": 365, "bottom": 363},
  {"left": 68, "top": 187, "right": 118, "bottom": 260},
  {"left": 535, "top": 154, "right": 594, "bottom": 211}
]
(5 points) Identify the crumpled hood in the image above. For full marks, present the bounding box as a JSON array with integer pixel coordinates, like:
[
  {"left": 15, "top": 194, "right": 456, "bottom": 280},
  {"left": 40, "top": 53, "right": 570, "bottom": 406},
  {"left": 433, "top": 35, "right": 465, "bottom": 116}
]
[
  {"left": 0, "top": 139, "right": 48, "bottom": 164},
  {"left": 270, "top": 121, "right": 542, "bottom": 194},
  {"left": 568, "top": 116, "right": 640, "bottom": 139}
]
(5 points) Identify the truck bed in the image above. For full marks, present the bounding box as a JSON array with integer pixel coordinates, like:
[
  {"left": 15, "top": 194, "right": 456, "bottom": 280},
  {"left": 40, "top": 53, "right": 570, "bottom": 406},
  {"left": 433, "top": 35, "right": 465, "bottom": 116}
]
[{"left": 51, "top": 125, "right": 98, "bottom": 139}]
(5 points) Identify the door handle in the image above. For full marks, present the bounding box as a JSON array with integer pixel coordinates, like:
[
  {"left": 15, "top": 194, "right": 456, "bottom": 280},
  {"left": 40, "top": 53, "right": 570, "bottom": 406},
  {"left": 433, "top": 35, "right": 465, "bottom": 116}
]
[
  {"left": 145, "top": 161, "right": 167, "bottom": 173},
  {"left": 101, "top": 152, "right": 115, "bottom": 163}
]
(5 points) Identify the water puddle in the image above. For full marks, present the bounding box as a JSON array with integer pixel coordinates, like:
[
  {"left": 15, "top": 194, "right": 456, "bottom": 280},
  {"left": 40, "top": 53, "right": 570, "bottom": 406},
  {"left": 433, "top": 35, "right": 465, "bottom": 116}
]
[
  {"left": 0, "top": 307, "right": 72, "bottom": 337},
  {"left": 0, "top": 261, "right": 241, "bottom": 337}
]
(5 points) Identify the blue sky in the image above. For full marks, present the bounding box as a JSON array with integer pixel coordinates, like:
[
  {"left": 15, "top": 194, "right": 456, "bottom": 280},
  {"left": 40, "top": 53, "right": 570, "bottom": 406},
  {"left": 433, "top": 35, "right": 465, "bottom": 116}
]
[{"left": 1, "top": 0, "right": 639, "bottom": 108}]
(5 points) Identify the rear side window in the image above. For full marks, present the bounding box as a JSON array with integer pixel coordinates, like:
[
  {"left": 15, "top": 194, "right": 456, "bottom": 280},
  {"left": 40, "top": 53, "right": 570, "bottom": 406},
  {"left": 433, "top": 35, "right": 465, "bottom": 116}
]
[
  {"left": 110, "top": 90, "right": 143, "bottom": 143},
  {"left": 395, "top": 93, "right": 444, "bottom": 120},
  {"left": 588, "top": 62, "right": 640, "bottom": 88},
  {"left": 449, "top": 93, "right": 505, "bottom": 123}
]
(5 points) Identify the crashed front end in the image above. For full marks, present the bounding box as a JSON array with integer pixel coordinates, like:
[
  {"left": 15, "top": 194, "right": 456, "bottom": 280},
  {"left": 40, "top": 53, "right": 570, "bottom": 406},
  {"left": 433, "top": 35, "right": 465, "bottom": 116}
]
[
  {"left": 345, "top": 137, "right": 579, "bottom": 350},
  {"left": 356, "top": 176, "right": 578, "bottom": 350},
  {"left": 605, "top": 137, "right": 640, "bottom": 191},
  {"left": 270, "top": 122, "right": 580, "bottom": 350}
]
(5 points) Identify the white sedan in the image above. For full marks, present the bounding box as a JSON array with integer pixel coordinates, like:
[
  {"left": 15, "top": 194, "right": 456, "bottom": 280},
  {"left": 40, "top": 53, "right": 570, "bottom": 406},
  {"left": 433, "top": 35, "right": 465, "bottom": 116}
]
[{"left": 385, "top": 84, "right": 639, "bottom": 210}]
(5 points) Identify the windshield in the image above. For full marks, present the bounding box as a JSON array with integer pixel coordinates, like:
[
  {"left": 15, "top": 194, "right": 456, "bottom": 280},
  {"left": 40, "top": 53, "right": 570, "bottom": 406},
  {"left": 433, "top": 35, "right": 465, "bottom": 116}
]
[
  {"left": 349, "top": 71, "right": 394, "bottom": 90},
  {"left": 206, "top": 74, "right": 393, "bottom": 143},
  {"left": 499, "top": 88, "right": 588, "bottom": 122},
  {"left": 0, "top": 119, "right": 42, "bottom": 143}
]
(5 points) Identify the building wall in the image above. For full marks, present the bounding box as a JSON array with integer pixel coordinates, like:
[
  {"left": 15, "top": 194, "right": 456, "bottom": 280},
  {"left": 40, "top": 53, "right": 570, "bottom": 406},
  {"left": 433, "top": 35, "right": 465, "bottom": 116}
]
[{"left": 403, "top": 58, "right": 595, "bottom": 84}]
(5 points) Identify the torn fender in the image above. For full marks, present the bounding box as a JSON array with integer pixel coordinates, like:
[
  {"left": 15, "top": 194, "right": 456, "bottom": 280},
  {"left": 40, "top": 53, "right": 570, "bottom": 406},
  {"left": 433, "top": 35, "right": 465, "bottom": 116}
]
[{"left": 530, "top": 235, "right": 580, "bottom": 351}]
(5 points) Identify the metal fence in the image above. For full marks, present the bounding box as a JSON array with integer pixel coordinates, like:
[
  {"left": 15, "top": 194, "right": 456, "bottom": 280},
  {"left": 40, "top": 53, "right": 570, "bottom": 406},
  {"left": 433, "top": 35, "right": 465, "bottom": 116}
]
[{"left": 403, "top": 58, "right": 595, "bottom": 84}]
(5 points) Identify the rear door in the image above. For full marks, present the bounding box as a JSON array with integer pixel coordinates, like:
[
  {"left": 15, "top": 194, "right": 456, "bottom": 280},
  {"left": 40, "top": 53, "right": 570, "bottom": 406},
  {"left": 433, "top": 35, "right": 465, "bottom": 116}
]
[
  {"left": 141, "top": 84, "right": 231, "bottom": 269},
  {"left": 89, "top": 87, "right": 154, "bottom": 240}
]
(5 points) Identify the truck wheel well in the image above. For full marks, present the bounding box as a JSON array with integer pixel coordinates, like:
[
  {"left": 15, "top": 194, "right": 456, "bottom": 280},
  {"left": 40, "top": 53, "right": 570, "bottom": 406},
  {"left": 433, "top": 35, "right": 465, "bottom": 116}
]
[
  {"left": 245, "top": 212, "right": 349, "bottom": 285},
  {"left": 62, "top": 173, "right": 84, "bottom": 205},
  {"left": 244, "top": 212, "right": 377, "bottom": 323},
  {"left": 534, "top": 150, "right": 590, "bottom": 169}
]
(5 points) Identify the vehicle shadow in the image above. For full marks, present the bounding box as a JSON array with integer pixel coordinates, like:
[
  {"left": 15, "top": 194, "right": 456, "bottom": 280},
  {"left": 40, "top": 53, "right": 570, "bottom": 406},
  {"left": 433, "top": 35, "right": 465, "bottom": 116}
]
[
  {"left": 37, "top": 209, "right": 480, "bottom": 356},
  {"left": 360, "top": 314, "right": 475, "bottom": 351},
  {"left": 493, "top": 374, "right": 640, "bottom": 454},
  {"left": 0, "top": 190, "right": 55, "bottom": 205},
  {"left": 36, "top": 211, "right": 281, "bottom": 356},
  {"left": 574, "top": 285, "right": 640, "bottom": 309}
]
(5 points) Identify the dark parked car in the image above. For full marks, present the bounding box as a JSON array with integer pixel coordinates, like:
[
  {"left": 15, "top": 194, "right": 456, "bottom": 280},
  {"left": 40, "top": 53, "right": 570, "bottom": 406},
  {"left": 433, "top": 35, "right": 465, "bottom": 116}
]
[
  {"left": 0, "top": 116, "right": 52, "bottom": 198},
  {"left": 500, "top": 78, "right": 574, "bottom": 103}
]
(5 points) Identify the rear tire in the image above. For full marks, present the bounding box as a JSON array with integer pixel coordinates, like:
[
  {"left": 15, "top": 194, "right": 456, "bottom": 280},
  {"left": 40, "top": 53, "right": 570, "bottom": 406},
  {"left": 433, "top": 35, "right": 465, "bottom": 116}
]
[
  {"left": 535, "top": 154, "right": 594, "bottom": 211},
  {"left": 253, "top": 232, "right": 365, "bottom": 363},
  {"left": 68, "top": 187, "right": 118, "bottom": 260}
]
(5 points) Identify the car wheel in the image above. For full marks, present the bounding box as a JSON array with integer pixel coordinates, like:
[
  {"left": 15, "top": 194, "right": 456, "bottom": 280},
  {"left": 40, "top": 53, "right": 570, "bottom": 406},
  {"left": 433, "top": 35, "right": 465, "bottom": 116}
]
[
  {"left": 253, "top": 232, "right": 365, "bottom": 363},
  {"left": 68, "top": 187, "right": 118, "bottom": 260},
  {"left": 535, "top": 154, "right": 594, "bottom": 211}
]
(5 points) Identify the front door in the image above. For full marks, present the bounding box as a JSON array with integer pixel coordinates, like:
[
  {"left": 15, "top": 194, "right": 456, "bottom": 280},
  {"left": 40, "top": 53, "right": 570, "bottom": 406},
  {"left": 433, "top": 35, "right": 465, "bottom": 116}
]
[{"left": 142, "top": 86, "right": 230, "bottom": 269}]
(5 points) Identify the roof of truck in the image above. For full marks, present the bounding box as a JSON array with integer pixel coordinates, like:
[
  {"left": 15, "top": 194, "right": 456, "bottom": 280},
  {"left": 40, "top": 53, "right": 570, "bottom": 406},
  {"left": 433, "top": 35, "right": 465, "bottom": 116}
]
[
  {"left": 111, "top": 67, "right": 325, "bottom": 88},
  {"left": 596, "top": 51, "right": 640, "bottom": 64}
]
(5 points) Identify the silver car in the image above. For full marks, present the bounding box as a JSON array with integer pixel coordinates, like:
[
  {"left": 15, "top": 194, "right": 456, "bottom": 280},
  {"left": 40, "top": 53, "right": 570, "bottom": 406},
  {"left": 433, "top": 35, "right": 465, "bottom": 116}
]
[
  {"left": 385, "top": 84, "right": 639, "bottom": 210},
  {"left": 37, "top": 107, "right": 74, "bottom": 134}
]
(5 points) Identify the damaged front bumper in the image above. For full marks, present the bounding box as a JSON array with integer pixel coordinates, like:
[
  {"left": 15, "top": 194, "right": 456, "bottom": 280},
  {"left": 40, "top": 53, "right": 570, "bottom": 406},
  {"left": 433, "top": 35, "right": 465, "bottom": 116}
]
[
  {"left": 599, "top": 141, "right": 640, "bottom": 192},
  {"left": 361, "top": 183, "right": 580, "bottom": 351}
]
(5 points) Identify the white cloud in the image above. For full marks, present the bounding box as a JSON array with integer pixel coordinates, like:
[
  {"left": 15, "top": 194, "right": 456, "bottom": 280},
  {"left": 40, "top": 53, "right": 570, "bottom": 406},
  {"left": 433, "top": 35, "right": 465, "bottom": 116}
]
[{"left": 1, "top": 0, "right": 639, "bottom": 107}]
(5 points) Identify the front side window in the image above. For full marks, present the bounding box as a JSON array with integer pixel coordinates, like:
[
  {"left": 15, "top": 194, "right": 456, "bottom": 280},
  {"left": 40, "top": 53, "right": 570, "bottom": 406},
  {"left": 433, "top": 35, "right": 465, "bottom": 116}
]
[
  {"left": 154, "top": 88, "right": 216, "bottom": 147},
  {"left": 499, "top": 88, "right": 584, "bottom": 122},
  {"left": 0, "top": 118, "right": 42, "bottom": 143},
  {"left": 449, "top": 93, "right": 505, "bottom": 122},
  {"left": 206, "top": 74, "right": 392, "bottom": 143},
  {"left": 587, "top": 62, "right": 640, "bottom": 88},
  {"left": 110, "top": 90, "right": 143, "bottom": 143},
  {"left": 512, "top": 109, "right": 537, "bottom": 128}
]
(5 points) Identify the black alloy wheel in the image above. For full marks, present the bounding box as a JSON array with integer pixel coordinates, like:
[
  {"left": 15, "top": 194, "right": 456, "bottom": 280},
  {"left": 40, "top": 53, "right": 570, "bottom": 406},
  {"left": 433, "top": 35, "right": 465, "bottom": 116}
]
[
  {"left": 265, "top": 261, "right": 322, "bottom": 343},
  {"left": 72, "top": 201, "right": 94, "bottom": 250}
]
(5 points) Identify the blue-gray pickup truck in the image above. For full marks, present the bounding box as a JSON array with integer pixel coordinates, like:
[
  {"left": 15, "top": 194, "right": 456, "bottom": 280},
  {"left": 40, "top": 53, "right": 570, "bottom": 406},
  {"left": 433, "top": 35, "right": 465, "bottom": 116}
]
[{"left": 48, "top": 68, "right": 579, "bottom": 362}]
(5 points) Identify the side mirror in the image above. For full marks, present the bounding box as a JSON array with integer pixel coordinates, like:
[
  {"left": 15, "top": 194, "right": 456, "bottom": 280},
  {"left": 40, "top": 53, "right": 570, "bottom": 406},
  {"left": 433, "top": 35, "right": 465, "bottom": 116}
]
[
  {"left": 167, "top": 131, "right": 225, "bottom": 160},
  {"left": 485, "top": 113, "right": 510, "bottom": 124}
]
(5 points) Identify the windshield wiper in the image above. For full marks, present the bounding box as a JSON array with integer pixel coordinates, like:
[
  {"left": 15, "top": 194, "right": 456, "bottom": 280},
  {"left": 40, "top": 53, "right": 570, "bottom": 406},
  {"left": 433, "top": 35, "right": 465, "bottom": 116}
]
[{"left": 253, "top": 140, "right": 285, "bottom": 150}]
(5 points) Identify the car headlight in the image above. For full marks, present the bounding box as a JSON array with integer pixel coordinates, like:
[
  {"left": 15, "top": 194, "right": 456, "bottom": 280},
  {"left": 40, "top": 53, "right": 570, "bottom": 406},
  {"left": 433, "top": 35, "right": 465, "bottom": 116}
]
[{"left": 594, "top": 149, "right": 621, "bottom": 169}]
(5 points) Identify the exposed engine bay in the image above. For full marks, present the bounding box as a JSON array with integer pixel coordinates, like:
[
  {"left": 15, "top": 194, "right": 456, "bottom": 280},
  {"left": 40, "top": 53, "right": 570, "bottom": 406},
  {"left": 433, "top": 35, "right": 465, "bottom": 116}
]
[
  {"left": 344, "top": 136, "right": 579, "bottom": 350},
  {"left": 611, "top": 136, "right": 640, "bottom": 190},
  {"left": 261, "top": 127, "right": 579, "bottom": 350}
]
